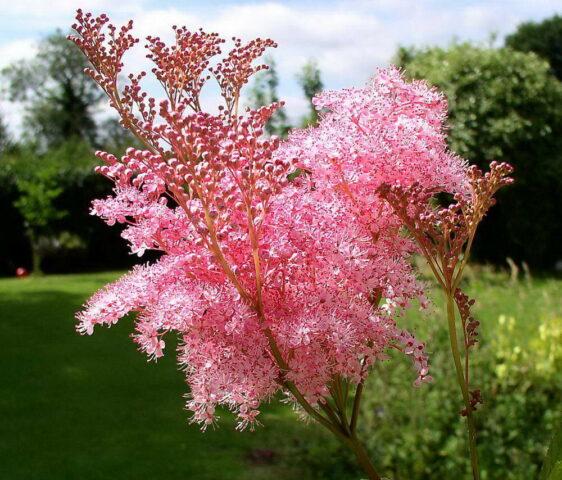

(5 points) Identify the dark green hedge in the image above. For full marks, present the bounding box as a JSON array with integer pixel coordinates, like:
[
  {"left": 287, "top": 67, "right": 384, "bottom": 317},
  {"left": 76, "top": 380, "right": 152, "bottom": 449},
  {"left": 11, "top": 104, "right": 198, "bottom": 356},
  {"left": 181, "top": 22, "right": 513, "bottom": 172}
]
[
  {"left": 401, "top": 45, "right": 562, "bottom": 269},
  {"left": 0, "top": 168, "right": 135, "bottom": 276}
]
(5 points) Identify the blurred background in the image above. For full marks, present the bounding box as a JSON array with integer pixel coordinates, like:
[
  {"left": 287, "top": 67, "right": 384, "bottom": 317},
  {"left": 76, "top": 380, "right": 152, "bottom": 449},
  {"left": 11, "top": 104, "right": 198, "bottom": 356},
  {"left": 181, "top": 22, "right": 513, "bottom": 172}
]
[{"left": 0, "top": 1, "right": 560, "bottom": 479}]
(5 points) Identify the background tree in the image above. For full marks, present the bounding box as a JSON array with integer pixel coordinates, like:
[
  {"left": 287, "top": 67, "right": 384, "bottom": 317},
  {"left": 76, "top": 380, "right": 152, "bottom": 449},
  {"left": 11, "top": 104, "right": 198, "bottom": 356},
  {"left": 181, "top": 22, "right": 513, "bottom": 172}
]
[
  {"left": 0, "top": 114, "right": 10, "bottom": 154},
  {"left": 2, "top": 31, "right": 103, "bottom": 149},
  {"left": 8, "top": 140, "right": 94, "bottom": 274},
  {"left": 400, "top": 43, "right": 562, "bottom": 268},
  {"left": 393, "top": 46, "right": 417, "bottom": 68},
  {"left": 0, "top": 31, "right": 134, "bottom": 275},
  {"left": 98, "top": 117, "right": 141, "bottom": 154},
  {"left": 247, "top": 56, "right": 291, "bottom": 137},
  {"left": 297, "top": 60, "right": 323, "bottom": 127},
  {"left": 505, "top": 15, "right": 562, "bottom": 80},
  {"left": 14, "top": 162, "right": 66, "bottom": 274},
  {"left": 10, "top": 152, "right": 67, "bottom": 274}
]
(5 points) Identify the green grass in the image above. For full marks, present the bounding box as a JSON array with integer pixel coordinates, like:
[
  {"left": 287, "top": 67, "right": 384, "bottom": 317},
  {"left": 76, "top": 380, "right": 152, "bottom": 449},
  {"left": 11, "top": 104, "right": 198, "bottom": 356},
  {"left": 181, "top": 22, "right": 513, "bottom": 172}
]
[
  {"left": 1, "top": 268, "right": 560, "bottom": 479},
  {"left": 0, "top": 272, "right": 313, "bottom": 480}
]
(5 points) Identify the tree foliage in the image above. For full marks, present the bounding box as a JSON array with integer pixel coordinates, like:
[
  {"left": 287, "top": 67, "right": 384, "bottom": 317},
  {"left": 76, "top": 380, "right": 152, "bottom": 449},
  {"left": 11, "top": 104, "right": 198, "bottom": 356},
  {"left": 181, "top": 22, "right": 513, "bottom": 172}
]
[
  {"left": 0, "top": 30, "right": 143, "bottom": 276},
  {"left": 0, "top": 113, "right": 10, "bottom": 154},
  {"left": 297, "top": 60, "right": 324, "bottom": 127},
  {"left": 400, "top": 43, "right": 562, "bottom": 268},
  {"left": 6, "top": 140, "right": 95, "bottom": 272},
  {"left": 2, "top": 31, "right": 103, "bottom": 149},
  {"left": 506, "top": 14, "right": 562, "bottom": 81},
  {"left": 247, "top": 56, "right": 291, "bottom": 137}
]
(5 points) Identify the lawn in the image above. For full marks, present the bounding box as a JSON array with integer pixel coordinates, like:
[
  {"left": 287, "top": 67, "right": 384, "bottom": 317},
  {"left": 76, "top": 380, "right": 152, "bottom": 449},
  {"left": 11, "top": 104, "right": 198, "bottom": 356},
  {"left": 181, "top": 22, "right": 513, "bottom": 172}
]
[
  {"left": 0, "top": 272, "right": 313, "bottom": 480},
  {"left": 1, "top": 268, "right": 560, "bottom": 479}
]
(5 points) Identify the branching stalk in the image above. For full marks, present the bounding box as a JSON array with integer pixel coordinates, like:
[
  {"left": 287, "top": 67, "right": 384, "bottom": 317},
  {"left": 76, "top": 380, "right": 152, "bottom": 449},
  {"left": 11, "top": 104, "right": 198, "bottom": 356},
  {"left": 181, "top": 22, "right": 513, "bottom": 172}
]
[{"left": 446, "top": 290, "right": 480, "bottom": 480}]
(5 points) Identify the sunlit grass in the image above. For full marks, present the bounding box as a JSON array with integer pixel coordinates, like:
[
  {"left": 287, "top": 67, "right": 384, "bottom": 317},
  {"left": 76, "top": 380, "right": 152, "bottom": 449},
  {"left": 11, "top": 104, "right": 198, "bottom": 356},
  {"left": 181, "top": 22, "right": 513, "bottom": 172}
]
[
  {"left": 0, "top": 272, "right": 313, "bottom": 480},
  {"left": 1, "top": 268, "right": 560, "bottom": 479}
]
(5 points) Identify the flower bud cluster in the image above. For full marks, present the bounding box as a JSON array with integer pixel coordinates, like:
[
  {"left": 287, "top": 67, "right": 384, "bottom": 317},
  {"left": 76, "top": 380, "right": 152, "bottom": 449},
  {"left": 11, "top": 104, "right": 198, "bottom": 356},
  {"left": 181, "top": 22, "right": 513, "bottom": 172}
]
[
  {"left": 70, "top": 10, "right": 137, "bottom": 92},
  {"left": 378, "top": 162, "right": 512, "bottom": 415},
  {"left": 146, "top": 27, "right": 224, "bottom": 111},
  {"left": 75, "top": 14, "right": 465, "bottom": 430},
  {"left": 210, "top": 36, "right": 277, "bottom": 114},
  {"left": 377, "top": 161, "right": 513, "bottom": 283},
  {"left": 69, "top": 11, "right": 278, "bottom": 153},
  {"left": 461, "top": 389, "right": 483, "bottom": 417},
  {"left": 455, "top": 289, "right": 479, "bottom": 350}
]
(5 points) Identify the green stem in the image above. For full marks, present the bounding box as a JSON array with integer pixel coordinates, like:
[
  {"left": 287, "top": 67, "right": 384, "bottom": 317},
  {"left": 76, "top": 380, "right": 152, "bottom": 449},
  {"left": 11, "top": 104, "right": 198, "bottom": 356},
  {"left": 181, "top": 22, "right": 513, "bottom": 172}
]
[
  {"left": 319, "top": 400, "right": 345, "bottom": 428},
  {"left": 346, "top": 434, "right": 381, "bottom": 480},
  {"left": 266, "top": 332, "right": 380, "bottom": 479},
  {"left": 446, "top": 292, "right": 481, "bottom": 480},
  {"left": 350, "top": 380, "right": 364, "bottom": 434},
  {"left": 330, "top": 377, "right": 350, "bottom": 431}
]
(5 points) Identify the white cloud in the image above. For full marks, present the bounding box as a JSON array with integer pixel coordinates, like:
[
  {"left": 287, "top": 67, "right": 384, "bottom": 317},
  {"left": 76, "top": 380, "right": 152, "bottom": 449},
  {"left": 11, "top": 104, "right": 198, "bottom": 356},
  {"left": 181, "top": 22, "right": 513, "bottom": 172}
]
[
  {"left": 0, "top": 0, "right": 147, "bottom": 27},
  {"left": 121, "top": 1, "right": 395, "bottom": 101},
  {"left": 0, "top": 40, "right": 38, "bottom": 136},
  {"left": 0, "top": 100, "right": 25, "bottom": 137},
  {"left": 208, "top": 2, "right": 389, "bottom": 83},
  {"left": 0, "top": 0, "right": 560, "bottom": 135},
  {"left": 0, "top": 39, "right": 37, "bottom": 69}
]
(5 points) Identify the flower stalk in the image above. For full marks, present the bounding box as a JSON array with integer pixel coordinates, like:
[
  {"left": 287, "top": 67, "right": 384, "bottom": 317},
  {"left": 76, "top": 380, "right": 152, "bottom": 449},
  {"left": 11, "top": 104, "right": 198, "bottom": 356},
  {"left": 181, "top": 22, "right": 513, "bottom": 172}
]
[
  {"left": 446, "top": 288, "right": 480, "bottom": 479},
  {"left": 379, "top": 162, "right": 513, "bottom": 479}
]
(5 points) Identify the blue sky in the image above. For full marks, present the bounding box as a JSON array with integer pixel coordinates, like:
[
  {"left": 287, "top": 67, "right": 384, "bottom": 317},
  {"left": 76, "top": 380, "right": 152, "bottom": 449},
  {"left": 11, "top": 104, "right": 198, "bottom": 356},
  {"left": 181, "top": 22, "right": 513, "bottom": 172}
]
[{"left": 0, "top": 0, "right": 560, "bottom": 134}]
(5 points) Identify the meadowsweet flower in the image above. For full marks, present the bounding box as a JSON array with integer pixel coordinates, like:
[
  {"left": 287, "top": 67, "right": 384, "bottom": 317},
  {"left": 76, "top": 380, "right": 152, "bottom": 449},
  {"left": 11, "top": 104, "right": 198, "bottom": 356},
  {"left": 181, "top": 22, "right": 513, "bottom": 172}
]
[
  {"left": 70, "top": 13, "right": 433, "bottom": 438},
  {"left": 283, "top": 65, "right": 512, "bottom": 480},
  {"left": 69, "top": 11, "right": 500, "bottom": 479}
]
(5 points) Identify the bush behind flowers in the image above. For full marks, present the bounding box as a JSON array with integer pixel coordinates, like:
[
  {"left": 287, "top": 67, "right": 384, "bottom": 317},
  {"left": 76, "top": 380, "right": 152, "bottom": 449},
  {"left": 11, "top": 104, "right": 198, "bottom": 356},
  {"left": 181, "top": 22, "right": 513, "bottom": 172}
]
[{"left": 292, "top": 270, "right": 562, "bottom": 479}]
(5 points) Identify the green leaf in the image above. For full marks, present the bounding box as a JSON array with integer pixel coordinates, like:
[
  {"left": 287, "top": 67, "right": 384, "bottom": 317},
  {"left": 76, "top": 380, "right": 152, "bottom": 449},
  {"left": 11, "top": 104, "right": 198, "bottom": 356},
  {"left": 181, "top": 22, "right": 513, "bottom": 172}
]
[{"left": 541, "top": 423, "right": 562, "bottom": 480}]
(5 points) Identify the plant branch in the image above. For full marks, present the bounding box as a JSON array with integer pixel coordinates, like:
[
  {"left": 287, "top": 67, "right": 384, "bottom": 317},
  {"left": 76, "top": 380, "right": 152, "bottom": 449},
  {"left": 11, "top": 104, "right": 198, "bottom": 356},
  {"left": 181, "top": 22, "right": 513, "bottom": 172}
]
[{"left": 446, "top": 290, "right": 480, "bottom": 480}]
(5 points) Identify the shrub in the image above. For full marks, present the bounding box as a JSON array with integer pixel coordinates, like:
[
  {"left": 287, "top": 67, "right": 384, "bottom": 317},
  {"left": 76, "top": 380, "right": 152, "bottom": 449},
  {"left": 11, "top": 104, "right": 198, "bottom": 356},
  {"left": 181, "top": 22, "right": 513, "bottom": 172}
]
[
  {"left": 400, "top": 44, "right": 562, "bottom": 269},
  {"left": 292, "top": 273, "right": 562, "bottom": 479}
]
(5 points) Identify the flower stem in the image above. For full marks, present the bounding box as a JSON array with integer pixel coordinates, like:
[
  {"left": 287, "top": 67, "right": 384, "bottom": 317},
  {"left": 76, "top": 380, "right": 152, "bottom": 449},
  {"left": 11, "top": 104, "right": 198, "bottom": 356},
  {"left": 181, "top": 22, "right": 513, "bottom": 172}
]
[
  {"left": 350, "top": 380, "right": 364, "bottom": 434},
  {"left": 446, "top": 292, "right": 481, "bottom": 480},
  {"left": 346, "top": 434, "right": 381, "bottom": 480}
]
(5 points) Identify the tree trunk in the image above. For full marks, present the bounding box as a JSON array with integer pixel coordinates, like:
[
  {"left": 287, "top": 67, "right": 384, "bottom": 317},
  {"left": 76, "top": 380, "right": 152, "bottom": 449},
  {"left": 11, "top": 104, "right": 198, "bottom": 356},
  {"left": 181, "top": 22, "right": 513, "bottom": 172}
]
[{"left": 29, "top": 232, "right": 43, "bottom": 275}]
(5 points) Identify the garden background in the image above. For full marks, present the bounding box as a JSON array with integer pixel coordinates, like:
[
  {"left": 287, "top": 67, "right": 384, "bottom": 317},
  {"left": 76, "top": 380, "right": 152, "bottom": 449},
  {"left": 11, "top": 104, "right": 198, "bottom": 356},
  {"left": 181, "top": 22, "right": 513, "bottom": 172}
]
[{"left": 0, "top": 1, "right": 560, "bottom": 479}]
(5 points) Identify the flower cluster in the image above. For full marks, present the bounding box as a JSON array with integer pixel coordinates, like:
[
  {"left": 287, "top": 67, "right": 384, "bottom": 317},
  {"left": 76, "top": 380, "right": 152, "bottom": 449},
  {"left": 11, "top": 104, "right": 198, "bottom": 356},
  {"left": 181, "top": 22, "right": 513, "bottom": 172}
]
[
  {"left": 288, "top": 69, "right": 512, "bottom": 479},
  {"left": 280, "top": 68, "right": 471, "bottom": 311},
  {"left": 378, "top": 161, "right": 513, "bottom": 419},
  {"left": 71, "top": 12, "right": 477, "bottom": 432},
  {"left": 377, "top": 162, "right": 513, "bottom": 288},
  {"left": 455, "top": 289, "right": 479, "bottom": 351}
]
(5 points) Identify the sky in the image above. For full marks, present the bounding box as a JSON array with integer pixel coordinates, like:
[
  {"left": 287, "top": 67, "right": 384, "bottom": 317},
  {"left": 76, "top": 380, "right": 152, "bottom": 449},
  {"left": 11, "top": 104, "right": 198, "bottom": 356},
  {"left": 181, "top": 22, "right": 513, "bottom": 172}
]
[{"left": 0, "top": 0, "right": 560, "bottom": 135}]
